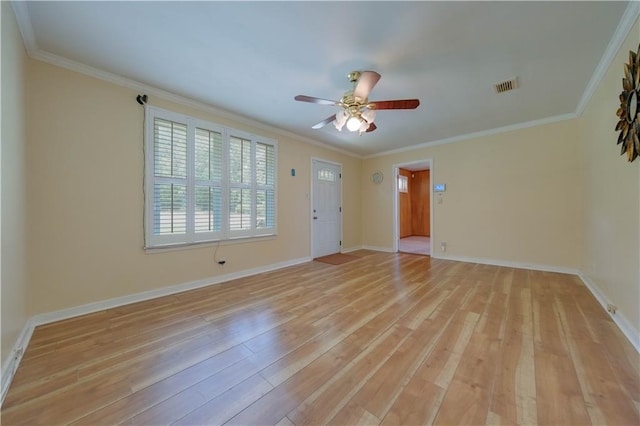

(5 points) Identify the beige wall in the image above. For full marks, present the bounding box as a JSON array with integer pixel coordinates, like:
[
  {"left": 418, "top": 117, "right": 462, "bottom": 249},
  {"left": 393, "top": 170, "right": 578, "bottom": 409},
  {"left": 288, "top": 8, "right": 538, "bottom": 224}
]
[
  {"left": 4, "top": 8, "right": 638, "bottom": 352},
  {"left": 579, "top": 16, "right": 640, "bottom": 334},
  {"left": 26, "top": 60, "right": 361, "bottom": 315},
  {"left": 1, "top": 3, "right": 29, "bottom": 368},
  {"left": 363, "top": 119, "right": 584, "bottom": 269}
]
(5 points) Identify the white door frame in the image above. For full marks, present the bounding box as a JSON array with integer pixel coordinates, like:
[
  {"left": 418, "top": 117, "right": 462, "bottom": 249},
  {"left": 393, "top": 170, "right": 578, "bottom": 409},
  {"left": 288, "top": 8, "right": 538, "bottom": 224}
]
[
  {"left": 310, "top": 157, "right": 343, "bottom": 258},
  {"left": 392, "top": 159, "right": 434, "bottom": 254}
]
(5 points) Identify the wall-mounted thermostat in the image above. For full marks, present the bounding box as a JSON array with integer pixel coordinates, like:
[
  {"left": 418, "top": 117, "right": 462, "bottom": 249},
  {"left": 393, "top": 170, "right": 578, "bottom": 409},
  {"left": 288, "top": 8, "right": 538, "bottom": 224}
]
[{"left": 434, "top": 184, "right": 446, "bottom": 192}]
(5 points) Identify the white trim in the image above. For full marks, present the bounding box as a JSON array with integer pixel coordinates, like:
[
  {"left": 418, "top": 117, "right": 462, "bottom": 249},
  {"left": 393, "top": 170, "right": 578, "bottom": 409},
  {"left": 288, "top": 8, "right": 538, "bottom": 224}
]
[
  {"left": 2, "top": 253, "right": 637, "bottom": 407},
  {"left": 1, "top": 318, "right": 35, "bottom": 407},
  {"left": 575, "top": 2, "right": 640, "bottom": 116},
  {"left": 364, "top": 4, "right": 640, "bottom": 160},
  {"left": 578, "top": 273, "right": 640, "bottom": 353},
  {"left": 144, "top": 105, "right": 278, "bottom": 248},
  {"left": 341, "top": 245, "right": 363, "bottom": 253},
  {"left": 429, "top": 167, "right": 434, "bottom": 257},
  {"left": 30, "top": 256, "right": 310, "bottom": 326},
  {"left": 359, "top": 248, "right": 580, "bottom": 277},
  {"left": 21, "top": 47, "right": 361, "bottom": 160},
  {"left": 415, "top": 252, "right": 640, "bottom": 353},
  {"left": 0, "top": 255, "right": 310, "bottom": 405},
  {"left": 393, "top": 169, "right": 399, "bottom": 253},
  {"left": 392, "top": 159, "right": 433, "bottom": 255},
  {"left": 11, "top": 3, "right": 359, "bottom": 159},
  {"left": 145, "top": 234, "right": 277, "bottom": 254},
  {"left": 9, "top": 37, "right": 580, "bottom": 162},
  {"left": 366, "top": 113, "right": 577, "bottom": 159},
  {"left": 10, "top": 1, "right": 37, "bottom": 56},
  {"left": 429, "top": 253, "right": 579, "bottom": 275},
  {"left": 11, "top": 3, "right": 639, "bottom": 160},
  {"left": 362, "top": 245, "right": 394, "bottom": 253}
]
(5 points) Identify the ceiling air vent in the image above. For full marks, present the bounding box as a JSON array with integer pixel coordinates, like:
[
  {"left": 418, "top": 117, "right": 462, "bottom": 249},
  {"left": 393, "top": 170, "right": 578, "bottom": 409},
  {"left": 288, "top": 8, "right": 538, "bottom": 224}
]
[{"left": 494, "top": 77, "right": 518, "bottom": 94}]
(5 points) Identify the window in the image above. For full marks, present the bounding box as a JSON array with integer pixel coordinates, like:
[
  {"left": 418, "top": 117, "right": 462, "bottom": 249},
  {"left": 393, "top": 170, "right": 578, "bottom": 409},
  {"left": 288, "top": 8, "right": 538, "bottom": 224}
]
[
  {"left": 317, "top": 168, "right": 337, "bottom": 182},
  {"left": 398, "top": 175, "right": 408, "bottom": 193},
  {"left": 145, "top": 106, "right": 277, "bottom": 248}
]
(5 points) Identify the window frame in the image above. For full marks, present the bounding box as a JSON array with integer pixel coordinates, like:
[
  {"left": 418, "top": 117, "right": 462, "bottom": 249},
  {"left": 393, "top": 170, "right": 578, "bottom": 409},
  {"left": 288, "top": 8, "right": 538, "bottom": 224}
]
[{"left": 144, "top": 106, "right": 277, "bottom": 249}]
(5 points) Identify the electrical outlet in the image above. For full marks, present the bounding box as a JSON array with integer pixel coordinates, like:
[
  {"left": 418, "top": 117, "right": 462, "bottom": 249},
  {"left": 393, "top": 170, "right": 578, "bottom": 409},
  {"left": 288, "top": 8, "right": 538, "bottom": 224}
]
[
  {"left": 440, "top": 242, "right": 447, "bottom": 252},
  {"left": 607, "top": 304, "right": 617, "bottom": 315}
]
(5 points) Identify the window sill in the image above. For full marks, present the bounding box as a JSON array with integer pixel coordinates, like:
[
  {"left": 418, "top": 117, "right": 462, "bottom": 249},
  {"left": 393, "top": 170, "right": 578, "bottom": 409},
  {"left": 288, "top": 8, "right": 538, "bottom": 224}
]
[{"left": 144, "top": 233, "right": 277, "bottom": 254}]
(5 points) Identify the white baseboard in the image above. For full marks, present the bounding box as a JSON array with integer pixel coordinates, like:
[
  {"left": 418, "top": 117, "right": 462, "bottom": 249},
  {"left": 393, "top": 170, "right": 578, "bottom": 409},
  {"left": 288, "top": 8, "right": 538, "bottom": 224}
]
[
  {"left": 578, "top": 273, "right": 640, "bottom": 353},
  {"left": 341, "top": 245, "right": 363, "bottom": 253},
  {"left": 430, "top": 253, "right": 580, "bottom": 275},
  {"left": 361, "top": 245, "right": 395, "bottom": 253},
  {"left": 3, "top": 253, "right": 637, "bottom": 408},
  {"left": 0, "top": 255, "right": 311, "bottom": 405},
  {"left": 350, "top": 249, "right": 579, "bottom": 276},
  {"left": 429, "top": 254, "right": 638, "bottom": 354},
  {"left": 1, "top": 318, "right": 35, "bottom": 407},
  {"left": 30, "top": 256, "right": 311, "bottom": 327}
]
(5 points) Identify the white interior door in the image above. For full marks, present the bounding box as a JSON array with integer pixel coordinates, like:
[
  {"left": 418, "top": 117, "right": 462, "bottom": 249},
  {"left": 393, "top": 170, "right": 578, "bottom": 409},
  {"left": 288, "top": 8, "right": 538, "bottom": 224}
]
[{"left": 312, "top": 160, "right": 342, "bottom": 258}]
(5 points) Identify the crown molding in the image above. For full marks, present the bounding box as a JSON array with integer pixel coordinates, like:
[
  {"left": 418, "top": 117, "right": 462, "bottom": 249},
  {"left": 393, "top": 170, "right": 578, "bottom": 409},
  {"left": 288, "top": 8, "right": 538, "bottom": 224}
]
[
  {"left": 362, "top": 1, "right": 640, "bottom": 160},
  {"left": 29, "top": 49, "right": 361, "bottom": 159},
  {"left": 10, "top": 1, "right": 360, "bottom": 160},
  {"left": 11, "top": 1, "right": 639, "bottom": 160},
  {"left": 576, "top": 1, "right": 640, "bottom": 116},
  {"left": 365, "top": 112, "right": 577, "bottom": 159},
  {"left": 11, "top": 1, "right": 37, "bottom": 56}
]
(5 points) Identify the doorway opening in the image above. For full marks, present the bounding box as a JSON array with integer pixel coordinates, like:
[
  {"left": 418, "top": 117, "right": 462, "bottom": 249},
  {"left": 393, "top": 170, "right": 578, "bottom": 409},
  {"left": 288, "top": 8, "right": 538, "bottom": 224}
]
[{"left": 393, "top": 159, "right": 433, "bottom": 256}]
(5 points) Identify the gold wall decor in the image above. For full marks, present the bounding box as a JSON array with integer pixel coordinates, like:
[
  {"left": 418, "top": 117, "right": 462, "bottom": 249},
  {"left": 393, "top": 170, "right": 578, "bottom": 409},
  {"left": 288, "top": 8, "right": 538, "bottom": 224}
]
[{"left": 615, "top": 43, "right": 640, "bottom": 162}]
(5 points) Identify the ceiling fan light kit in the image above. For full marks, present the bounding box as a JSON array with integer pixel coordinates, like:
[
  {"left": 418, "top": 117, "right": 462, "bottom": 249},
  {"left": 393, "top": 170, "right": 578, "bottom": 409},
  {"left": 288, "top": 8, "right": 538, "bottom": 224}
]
[
  {"left": 334, "top": 110, "right": 348, "bottom": 131},
  {"left": 295, "top": 70, "right": 420, "bottom": 136},
  {"left": 335, "top": 108, "right": 376, "bottom": 133},
  {"left": 346, "top": 115, "right": 362, "bottom": 132}
]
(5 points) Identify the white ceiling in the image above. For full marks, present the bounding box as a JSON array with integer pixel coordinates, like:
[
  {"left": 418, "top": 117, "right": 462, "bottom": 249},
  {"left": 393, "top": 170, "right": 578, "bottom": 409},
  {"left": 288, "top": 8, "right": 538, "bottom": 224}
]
[{"left": 14, "top": 1, "right": 633, "bottom": 157}]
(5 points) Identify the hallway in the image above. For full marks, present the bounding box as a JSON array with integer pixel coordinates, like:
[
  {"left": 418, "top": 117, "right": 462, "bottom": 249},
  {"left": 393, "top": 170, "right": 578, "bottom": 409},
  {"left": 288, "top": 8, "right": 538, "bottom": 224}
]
[{"left": 399, "top": 236, "right": 430, "bottom": 256}]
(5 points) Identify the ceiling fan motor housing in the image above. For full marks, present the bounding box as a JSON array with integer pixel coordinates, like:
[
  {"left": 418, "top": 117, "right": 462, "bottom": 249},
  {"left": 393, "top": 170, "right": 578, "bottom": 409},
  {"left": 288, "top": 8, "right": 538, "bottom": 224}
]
[{"left": 347, "top": 71, "right": 361, "bottom": 83}]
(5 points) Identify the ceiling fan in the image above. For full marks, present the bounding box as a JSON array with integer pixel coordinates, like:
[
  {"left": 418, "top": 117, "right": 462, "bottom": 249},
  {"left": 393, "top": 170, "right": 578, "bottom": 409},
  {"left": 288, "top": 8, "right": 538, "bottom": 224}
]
[{"left": 294, "top": 70, "right": 420, "bottom": 135}]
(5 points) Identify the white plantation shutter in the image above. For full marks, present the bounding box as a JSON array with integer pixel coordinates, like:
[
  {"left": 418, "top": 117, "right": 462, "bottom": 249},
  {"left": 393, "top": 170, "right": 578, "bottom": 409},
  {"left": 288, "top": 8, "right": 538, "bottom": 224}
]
[
  {"left": 229, "top": 135, "right": 253, "bottom": 235},
  {"left": 151, "top": 117, "right": 188, "bottom": 244},
  {"left": 255, "top": 142, "right": 276, "bottom": 232},
  {"left": 145, "top": 106, "right": 277, "bottom": 248},
  {"left": 194, "top": 128, "right": 223, "bottom": 239}
]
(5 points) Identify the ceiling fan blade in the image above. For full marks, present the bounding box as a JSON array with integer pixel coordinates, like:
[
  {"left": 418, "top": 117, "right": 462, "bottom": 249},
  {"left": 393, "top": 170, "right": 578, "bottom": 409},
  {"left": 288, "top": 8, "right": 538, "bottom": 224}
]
[
  {"left": 294, "top": 95, "right": 339, "bottom": 106},
  {"left": 366, "top": 122, "right": 377, "bottom": 133},
  {"left": 353, "top": 71, "right": 381, "bottom": 101},
  {"left": 368, "top": 99, "right": 420, "bottom": 110},
  {"left": 312, "top": 114, "right": 337, "bottom": 129}
]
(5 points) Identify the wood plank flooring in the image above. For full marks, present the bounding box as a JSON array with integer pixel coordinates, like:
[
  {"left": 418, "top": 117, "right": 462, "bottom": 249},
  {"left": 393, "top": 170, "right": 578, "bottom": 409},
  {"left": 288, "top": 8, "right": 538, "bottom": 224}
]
[{"left": 2, "top": 251, "right": 639, "bottom": 425}]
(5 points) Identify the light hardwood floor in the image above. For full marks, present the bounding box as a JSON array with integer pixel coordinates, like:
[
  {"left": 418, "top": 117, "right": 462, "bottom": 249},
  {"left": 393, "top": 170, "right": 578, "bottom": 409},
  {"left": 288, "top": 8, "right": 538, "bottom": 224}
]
[{"left": 2, "top": 251, "right": 639, "bottom": 425}]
